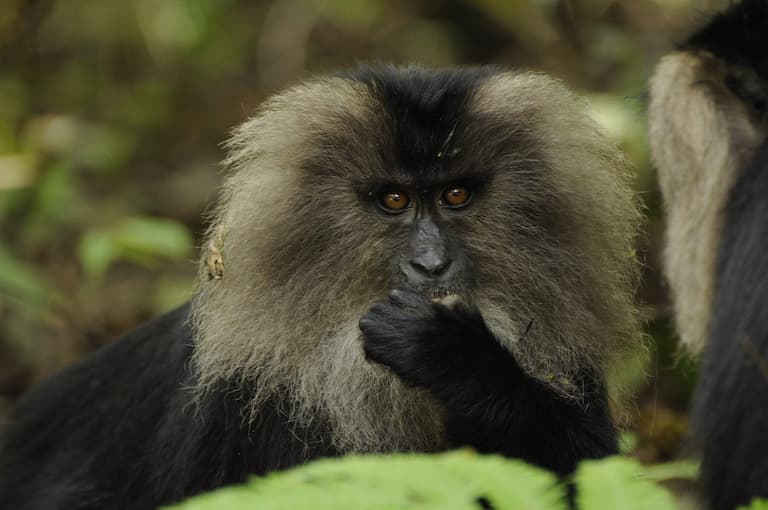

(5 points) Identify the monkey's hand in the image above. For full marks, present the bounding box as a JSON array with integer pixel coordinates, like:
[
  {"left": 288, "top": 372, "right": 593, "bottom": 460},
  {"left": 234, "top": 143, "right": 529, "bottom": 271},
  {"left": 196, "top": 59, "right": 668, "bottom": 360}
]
[
  {"left": 359, "top": 289, "right": 616, "bottom": 475},
  {"left": 358, "top": 289, "right": 509, "bottom": 390}
]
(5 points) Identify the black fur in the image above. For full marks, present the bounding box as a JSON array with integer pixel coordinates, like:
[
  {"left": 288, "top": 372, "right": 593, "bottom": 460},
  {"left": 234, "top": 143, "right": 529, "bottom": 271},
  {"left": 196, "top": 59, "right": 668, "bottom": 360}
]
[
  {"left": 360, "top": 290, "right": 616, "bottom": 475},
  {"left": 0, "top": 67, "right": 618, "bottom": 509},
  {"left": 0, "top": 297, "right": 616, "bottom": 509},
  {"left": 685, "top": 0, "right": 768, "bottom": 81},
  {"left": 692, "top": 144, "right": 768, "bottom": 510},
  {"left": 0, "top": 305, "right": 338, "bottom": 509},
  {"left": 681, "top": 2, "right": 768, "bottom": 508},
  {"left": 346, "top": 65, "right": 499, "bottom": 175},
  {"left": 686, "top": 0, "right": 768, "bottom": 119}
]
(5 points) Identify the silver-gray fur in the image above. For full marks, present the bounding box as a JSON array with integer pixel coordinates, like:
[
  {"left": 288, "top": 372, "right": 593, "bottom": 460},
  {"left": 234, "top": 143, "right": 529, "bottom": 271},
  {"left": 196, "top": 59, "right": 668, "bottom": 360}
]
[
  {"left": 191, "top": 68, "right": 643, "bottom": 453},
  {"left": 649, "top": 52, "right": 765, "bottom": 354}
]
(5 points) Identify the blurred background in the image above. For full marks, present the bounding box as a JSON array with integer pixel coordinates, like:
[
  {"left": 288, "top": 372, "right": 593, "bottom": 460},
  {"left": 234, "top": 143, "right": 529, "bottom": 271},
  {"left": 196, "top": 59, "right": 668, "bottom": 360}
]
[{"left": 0, "top": 0, "right": 728, "bottom": 462}]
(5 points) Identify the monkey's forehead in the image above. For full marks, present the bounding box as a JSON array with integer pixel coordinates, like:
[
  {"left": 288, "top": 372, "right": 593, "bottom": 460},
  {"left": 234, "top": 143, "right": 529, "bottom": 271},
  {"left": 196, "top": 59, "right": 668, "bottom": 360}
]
[
  {"left": 226, "top": 65, "right": 602, "bottom": 185},
  {"left": 337, "top": 65, "right": 534, "bottom": 183}
]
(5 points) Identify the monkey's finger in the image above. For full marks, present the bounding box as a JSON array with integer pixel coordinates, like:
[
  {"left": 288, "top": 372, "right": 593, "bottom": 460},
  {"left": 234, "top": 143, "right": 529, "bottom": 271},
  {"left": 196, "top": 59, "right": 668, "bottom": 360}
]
[
  {"left": 358, "top": 313, "right": 398, "bottom": 339},
  {"left": 388, "top": 289, "right": 430, "bottom": 309}
]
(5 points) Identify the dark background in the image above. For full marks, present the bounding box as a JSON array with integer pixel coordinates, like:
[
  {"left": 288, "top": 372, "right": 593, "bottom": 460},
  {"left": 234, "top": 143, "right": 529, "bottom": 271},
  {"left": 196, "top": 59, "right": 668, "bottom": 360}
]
[{"left": 0, "top": 0, "right": 723, "bottom": 462}]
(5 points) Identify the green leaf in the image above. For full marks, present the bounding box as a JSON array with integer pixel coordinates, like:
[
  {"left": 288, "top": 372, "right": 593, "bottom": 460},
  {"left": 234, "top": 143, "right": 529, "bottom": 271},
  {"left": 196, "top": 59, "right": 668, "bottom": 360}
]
[
  {"left": 0, "top": 246, "right": 52, "bottom": 308},
  {"left": 643, "top": 460, "right": 699, "bottom": 482},
  {"left": 575, "top": 457, "right": 677, "bottom": 510},
  {"left": 167, "top": 451, "right": 565, "bottom": 510},
  {"left": 34, "top": 161, "right": 83, "bottom": 225},
  {"left": 78, "top": 229, "right": 118, "bottom": 279},
  {"left": 739, "top": 499, "right": 768, "bottom": 510},
  {"left": 75, "top": 125, "right": 136, "bottom": 172},
  {"left": 78, "top": 216, "right": 192, "bottom": 279},
  {"left": 112, "top": 216, "right": 192, "bottom": 262}
]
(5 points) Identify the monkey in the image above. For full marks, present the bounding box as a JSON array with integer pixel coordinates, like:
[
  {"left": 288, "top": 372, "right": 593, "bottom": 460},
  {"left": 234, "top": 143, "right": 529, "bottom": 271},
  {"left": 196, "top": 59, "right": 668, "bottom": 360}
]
[
  {"left": 0, "top": 65, "right": 642, "bottom": 510},
  {"left": 648, "top": 1, "right": 768, "bottom": 508}
]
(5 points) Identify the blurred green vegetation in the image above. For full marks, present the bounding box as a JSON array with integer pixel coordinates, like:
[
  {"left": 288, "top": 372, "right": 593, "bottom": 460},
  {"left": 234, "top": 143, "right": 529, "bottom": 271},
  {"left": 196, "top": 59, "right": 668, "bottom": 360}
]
[
  {"left": 167, "top": 452, "right": 690, "bottom": 510},
  {"left": 0, "top": 0, "right": 727, "bottom": 462}
]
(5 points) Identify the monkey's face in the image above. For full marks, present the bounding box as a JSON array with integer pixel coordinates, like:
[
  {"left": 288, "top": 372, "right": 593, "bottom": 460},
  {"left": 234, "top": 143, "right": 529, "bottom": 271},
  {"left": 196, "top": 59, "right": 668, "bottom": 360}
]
[
  {"left": 195, "top": 67, "right": 641, "bottom": 403},
  {"left": 253, "top": 72, "right": 561, "bottom": 313},
  {"left": 362, "top": 183, "right": 475, "bottom": 300},
  {"left": 341, "top": 155, "right": 556, "bottom": 308},
  {"left": 382, "top": 185, "right": 474, "bottom": 298}
]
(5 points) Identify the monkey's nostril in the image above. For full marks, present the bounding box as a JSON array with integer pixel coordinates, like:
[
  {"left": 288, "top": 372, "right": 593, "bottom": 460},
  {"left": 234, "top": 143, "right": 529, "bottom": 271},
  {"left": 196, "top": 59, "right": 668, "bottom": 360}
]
[
  {"left": 433, "top": 260, "right": 453, "bottom": 275},
  {"left": 410, "top": 258, "right": 453, "bottom": 277}
]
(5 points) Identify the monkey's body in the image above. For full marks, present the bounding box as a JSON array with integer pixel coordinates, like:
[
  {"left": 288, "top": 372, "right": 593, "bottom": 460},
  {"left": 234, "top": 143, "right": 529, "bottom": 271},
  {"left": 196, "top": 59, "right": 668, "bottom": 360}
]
[
  {"left": 697, "top": 144, "right": 768, "bottom": 510},
  {"left": 649, "top": 1, "right": 768, "bottom": 508},
  {"left": 0, "top": 66, "right": 640, "bottom": 509},
  {"left": 0, "top": 306, "right": 337, "bottom": 509},
  {"left": 0, "top": 300, "right": 614, "bottom": 510}
]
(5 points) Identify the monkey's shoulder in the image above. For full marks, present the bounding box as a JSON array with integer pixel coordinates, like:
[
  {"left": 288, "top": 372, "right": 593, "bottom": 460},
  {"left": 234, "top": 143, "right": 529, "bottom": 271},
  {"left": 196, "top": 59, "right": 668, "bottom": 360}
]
[
  {"left": 8, "top": 303, "right": 194, "bottom": 429},
  {"left": 0, "top": 303, "right": 340, "bottom": 509},
  {"left": 0, "top": 305, "right": 195, "bottom": 508}
]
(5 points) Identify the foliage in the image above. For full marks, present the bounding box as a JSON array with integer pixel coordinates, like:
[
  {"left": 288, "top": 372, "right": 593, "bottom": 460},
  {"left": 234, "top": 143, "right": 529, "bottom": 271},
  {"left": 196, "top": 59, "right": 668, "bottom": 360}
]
[
  {"left": 0, "top": 245, "right": 52, "bottom": 309},
  {"left": 78, "top": 215, "right": 192, "bottom": 280},
  {"left": 575, "top": 457, "right": 678, "bottom": 510},
  {"left": 167, "top": 452, "right": 688, "bottom": 510},
  {"left": 741, "top": 500, "right": 768, "bottom": 510}
]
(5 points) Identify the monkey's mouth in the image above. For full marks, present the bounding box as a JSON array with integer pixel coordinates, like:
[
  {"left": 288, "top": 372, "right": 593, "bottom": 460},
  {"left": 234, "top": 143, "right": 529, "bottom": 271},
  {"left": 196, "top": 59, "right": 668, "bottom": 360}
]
[
  {"left": 427, "top": 287, "right": 457, "bottom": 300},
  {"left": 424, "top": 287, "right": 469, "bottom": 307}
]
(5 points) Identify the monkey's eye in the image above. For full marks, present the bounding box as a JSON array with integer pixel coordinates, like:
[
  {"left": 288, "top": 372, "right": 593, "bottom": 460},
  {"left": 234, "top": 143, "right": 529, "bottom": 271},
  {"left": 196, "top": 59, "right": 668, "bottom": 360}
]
[
  {"left": 378, "top": 191, "right": 411, "bottom": 213},
  {"left": 441, "top": 186, "right": 472, "bottom": 208}
]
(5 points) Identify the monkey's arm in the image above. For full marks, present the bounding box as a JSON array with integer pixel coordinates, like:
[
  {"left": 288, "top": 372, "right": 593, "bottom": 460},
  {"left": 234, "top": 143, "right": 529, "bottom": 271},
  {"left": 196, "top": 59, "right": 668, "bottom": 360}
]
[{"left": 359, "top": 290, "right": 616, "bottom": 475}]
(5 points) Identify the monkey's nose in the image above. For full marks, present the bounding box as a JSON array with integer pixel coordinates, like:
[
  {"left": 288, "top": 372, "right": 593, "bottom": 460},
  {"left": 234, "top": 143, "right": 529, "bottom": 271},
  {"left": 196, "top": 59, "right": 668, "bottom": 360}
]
[{"left": 405, "top": 253, "right": 454, "bottom": 282}]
